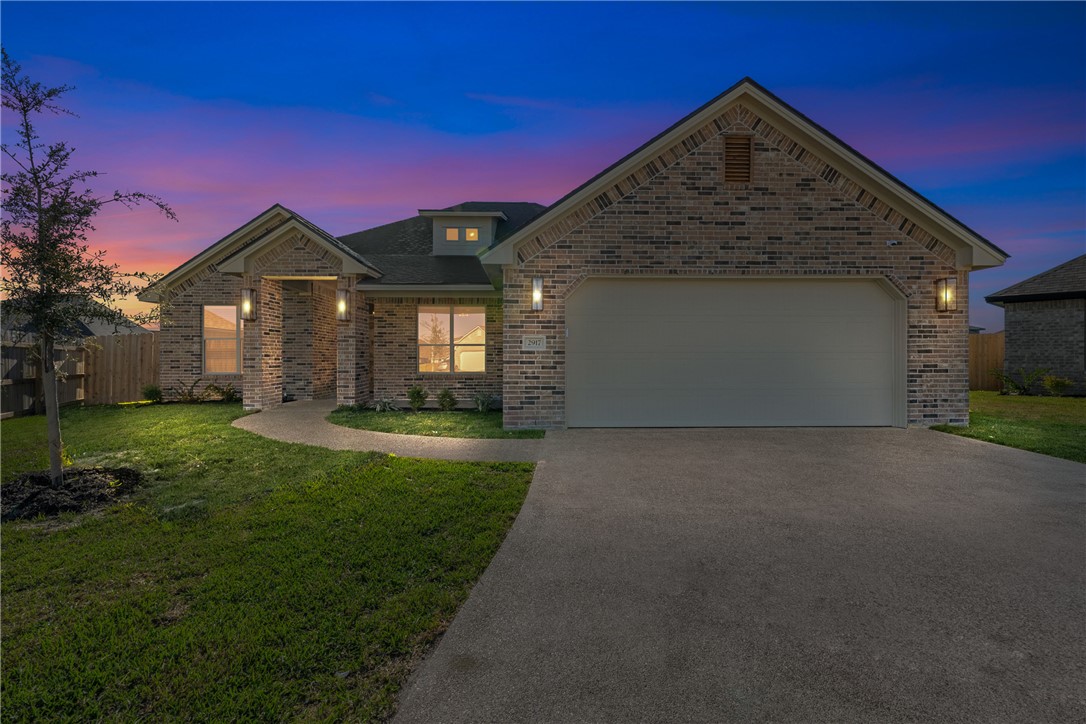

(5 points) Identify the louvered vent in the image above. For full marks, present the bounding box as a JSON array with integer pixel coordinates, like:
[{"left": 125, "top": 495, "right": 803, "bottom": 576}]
[{"left": 724, "top": 135, "right": 752, "bottom": 184}]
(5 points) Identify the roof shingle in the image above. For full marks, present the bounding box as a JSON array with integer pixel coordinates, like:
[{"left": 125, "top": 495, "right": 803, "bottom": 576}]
[{"left": 986, "top": 254, "right": 1086, "bottom": 304}]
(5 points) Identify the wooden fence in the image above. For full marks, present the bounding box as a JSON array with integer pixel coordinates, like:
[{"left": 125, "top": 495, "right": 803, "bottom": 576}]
[
  {"left": 969, "top": 331, "right": 1005, "bottom": 391},
  {"left": 83, "top": 333, "right": 159, "bottom": 406},
  {"left": 1, "top": 333, "right": 158, "bottom": 418}
]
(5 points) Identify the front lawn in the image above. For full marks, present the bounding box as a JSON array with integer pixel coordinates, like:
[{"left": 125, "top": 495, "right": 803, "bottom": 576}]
[
  {"left": 932, "top": 391, "right": 1086, "bottom": 463},
  {"left": 328, "top": 407, "right": 545, "bottom": 439},
  {"left": 1, "top": 404, "right": 533, "bottom": 720}
]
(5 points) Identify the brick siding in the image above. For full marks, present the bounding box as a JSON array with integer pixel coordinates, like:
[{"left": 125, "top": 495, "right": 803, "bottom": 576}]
[
  {"left": 371, "top": 296, "right": 503, "bottom": 408},
  {"left": 502, "top": 105, "right": 969, "bottom": 428},
  {"left": 1004, "top": 298, "right": 1086, "bottom": 395}
]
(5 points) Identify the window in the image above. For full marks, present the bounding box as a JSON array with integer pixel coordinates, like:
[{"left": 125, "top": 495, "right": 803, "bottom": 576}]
[
  {"left": 445, "top": 227, "right": 479, "bottom": 243},
  {"left": 418, "top": 306, "right": 486, "bottom": 373},
  {"left": 203, "top": 305, "right": 241, "bottom": 374},
  {"left": 724, "top": 135, "right": 752, "bottom": 184}
]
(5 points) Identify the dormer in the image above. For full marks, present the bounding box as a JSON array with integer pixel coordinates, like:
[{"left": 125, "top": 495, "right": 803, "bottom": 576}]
[{"left": 419, "top": 208, "right": 508, "bottom": 256}]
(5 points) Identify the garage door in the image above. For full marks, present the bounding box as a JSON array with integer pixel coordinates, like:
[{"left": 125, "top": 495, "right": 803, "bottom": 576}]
[{"left": 565, "top": 278, "right": 901, "bottom": 427}]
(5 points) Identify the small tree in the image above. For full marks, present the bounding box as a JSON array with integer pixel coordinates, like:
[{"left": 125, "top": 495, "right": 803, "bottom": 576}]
[{"left": 1, "top": 49, "right": 176, "bottom": 485}]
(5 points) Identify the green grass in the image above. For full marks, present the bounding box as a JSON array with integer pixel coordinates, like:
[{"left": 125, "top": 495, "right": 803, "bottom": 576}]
[
  {"left": 1, "top": 404, "right": 533, "bottom": 720},
  {"left": 328, "top": 407, "right": 545, "bottom": 440},
  {"left": 932, "top": 391, "right": 1086, "bottom": 463}
]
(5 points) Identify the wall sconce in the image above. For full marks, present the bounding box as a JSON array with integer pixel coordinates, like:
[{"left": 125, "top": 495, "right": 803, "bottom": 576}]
[
  {"left": 241, "top": 288, "right": 257, "bottom": 321},
  {"left": 531, "top": 277, "right": 544, "bottom": 311},
  {"left": 336, "top": 289, "right": 351, "bottom": 321},
  {"left": 935, "top": 277, "right": 957, "bottom": 312}
]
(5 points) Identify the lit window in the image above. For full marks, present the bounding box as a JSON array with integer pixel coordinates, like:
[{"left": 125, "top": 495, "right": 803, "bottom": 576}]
[
  {"left": 445, "top": 227, "right": 459, "bottom": 241},
  {"left": 203, "top": 305, "right": 241, "bottom": 375},
  {"left": 465, "top": 228, "right": 479, "bottom": 242},
  {"left": 418, "top": 305, "right": 485, "bottom": 373}
]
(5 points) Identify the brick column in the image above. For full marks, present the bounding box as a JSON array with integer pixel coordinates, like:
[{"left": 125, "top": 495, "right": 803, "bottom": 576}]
[
  {"left": 242, "top": 275, "right": 283, "bottom": 410},
  {"left": 336, "top": 275, "right": 359, "bottom": 406}
]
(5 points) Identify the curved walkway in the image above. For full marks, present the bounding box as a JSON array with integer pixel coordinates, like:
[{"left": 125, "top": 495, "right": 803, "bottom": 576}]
[{"left": 231, "top": 399, "right": 542, "bottom": 462}]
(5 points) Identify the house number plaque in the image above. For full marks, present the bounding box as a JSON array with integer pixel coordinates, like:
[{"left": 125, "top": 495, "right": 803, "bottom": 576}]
[{"left": 522, "top": 335, "right": 547, "bottom": 351}]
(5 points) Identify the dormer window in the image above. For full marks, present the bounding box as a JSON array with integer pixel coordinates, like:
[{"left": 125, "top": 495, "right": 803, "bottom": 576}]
[{"left": 444, "top": 227, "right": 480, "bottom": 242}]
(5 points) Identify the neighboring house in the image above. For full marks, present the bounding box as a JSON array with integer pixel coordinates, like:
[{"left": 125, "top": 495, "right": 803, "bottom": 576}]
[
  {"left": 140, "top": 78, "right": 1007, "bottom": 428},
  {"left": 1, "top": 298, "right": 147, "bottom": 343},
  {"left": 985, "top": 254, "right": 1086, "bottom": 395}
]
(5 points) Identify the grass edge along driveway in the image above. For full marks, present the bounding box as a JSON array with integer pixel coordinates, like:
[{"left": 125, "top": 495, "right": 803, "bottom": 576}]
[
  {"left": 328, "top": 406, "right": 545, "bottom": 439},
  {"left": 1, "top": 404, "right": 533, "bottom": 721},
  {"left": 932, "top": 391, "right": 1086, "bottom": 463}
]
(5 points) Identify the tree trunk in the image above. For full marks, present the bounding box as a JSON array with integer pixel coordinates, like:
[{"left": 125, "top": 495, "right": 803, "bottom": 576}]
[{"left": 40, "top": 334, "right": 64, "bottom": 487}]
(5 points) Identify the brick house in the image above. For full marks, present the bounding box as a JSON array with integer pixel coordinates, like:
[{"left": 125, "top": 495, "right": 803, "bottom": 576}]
[
  {"left": 985, "top": 254, "right": 1085, "bottom": 395},
  {"left": 140, "top": 78, "right": 1007, "bottom": 428}
]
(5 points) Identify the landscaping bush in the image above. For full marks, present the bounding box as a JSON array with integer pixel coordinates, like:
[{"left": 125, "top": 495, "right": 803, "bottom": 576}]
[
  {"left": 141, "top": 384, "right": 163, "bottom": 403},
  {"left": 205, "top": 382, "right": 240, "bottom": 403},
  {"left": 370, "top": 398, "right": 400, "bottom": 412},
  {"left": 407, "top": 385, "right": 428, "bottom": 412},
  {"left": 1043, "top": 375, "right": 1074, "bottom": 397},
  {"left": 169, "top": 378, "right": 208, "bottom": 403},
  {"left": 992, "top": 367, "right": 1049, "bottom": 396},
  {"left": 437, "top": 388, "right": 458, "bottom": 412},
  {"left": 473, "top": 391, "right": 496, "bottom": 413}
]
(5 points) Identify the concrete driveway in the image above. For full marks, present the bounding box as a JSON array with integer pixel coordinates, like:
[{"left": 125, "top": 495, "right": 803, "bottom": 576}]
[{"left": 394, "top": 428, "right": 1085, "bottom": 723}]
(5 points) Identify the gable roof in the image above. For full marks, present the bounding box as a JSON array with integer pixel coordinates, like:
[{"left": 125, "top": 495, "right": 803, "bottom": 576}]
[
  {"left": 481, "top": 77, "right": 1008, "bottom": 271},
  {"left": 340, "top": 202, "right": 544, "bottom": 287},
  {"left": 138, "top": 204, "right": 380, "bottom": 302},
  {"left": 985, "top": 254, "right": 1086, "bottom": 305},
  {"left": 338, "top": 202, "right": 545, "bottom": 257}
]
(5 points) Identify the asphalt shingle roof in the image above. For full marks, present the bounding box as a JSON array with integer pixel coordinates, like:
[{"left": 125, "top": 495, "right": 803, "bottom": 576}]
[
  {"left": 338, "top": 202, "right": 544, "bottom": 285},
  {"left": 985, "top": 254, "right": 1086, "bottom": 304}
]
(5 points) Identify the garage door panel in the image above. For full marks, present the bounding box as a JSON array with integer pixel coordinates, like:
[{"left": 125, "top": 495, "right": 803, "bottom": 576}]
[{"left": 566, "top": 278, "right": 899, "bottom": 427}]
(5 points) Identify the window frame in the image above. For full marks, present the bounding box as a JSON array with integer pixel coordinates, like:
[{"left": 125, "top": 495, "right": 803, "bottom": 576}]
[
  {"left": 202, "top": 304, "right": 242, "bottom": 376},
  {"left": 445, "top": 227, "right": 460, "bottom": 241},
  {"left": 417, "top": 305, "right": 486, "bottom": 374}
]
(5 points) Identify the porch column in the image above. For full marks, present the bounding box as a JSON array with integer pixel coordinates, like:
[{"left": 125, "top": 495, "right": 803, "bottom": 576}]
[
  {"left": 336, "top": 274, "right": 360, "bottom": 406},
  {"left": 242, "top": 274, "right": 284, "bottom": 410}
]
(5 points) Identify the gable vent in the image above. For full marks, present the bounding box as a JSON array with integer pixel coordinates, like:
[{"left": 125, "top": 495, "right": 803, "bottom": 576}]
[{"left": 724, "top": 135, "right": 753, "bottom": 184}]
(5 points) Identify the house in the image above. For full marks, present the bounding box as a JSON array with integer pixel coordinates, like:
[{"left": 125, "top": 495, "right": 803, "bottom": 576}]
[
  {"left": 985, "top": 254, "right": 1085, "bottom": 395},
  {"left": 140, "top": 78, "right": 1007, "bottom": 428},
  {"left": 1, "top": 298, "right": 148, "bottom": 343}
]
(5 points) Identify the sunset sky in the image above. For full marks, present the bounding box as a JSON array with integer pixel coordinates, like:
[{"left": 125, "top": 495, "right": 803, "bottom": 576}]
[{"left": 2, "top": 2, "right": 1083, "bottom": 331}]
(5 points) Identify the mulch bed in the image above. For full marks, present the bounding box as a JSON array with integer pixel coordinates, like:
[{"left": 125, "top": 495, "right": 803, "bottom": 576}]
[{"left": 1, "top": 467, "right": 142, "bottom": 522}]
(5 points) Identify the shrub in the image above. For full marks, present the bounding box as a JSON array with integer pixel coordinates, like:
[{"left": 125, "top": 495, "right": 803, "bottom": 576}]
[
  {"left": 141, "top": 384, "right": 163, "bottom": 404},
  {"left": 407, "top": 385, "right": 428, "bottom": 412},
  {"left": 473, "top": 391, "right": 496, "bottom": 413},
  {"left": 205, "top": 382, "right": 240, "bottom": 403},
  {"left": 992, "top": 367, "right": 1050, "bottom": 396},
  {"left": 1043, "top": 375, "right": 1074, "bottom": 397},
  {"left": 437, "top": 388, "right": 458, "bottom": 412},
  {"left": 169, "top": 378, "right": 207, "bottom": 403},
  {"left": 370, "top": 398, "right": 400, "bottom": 412}
]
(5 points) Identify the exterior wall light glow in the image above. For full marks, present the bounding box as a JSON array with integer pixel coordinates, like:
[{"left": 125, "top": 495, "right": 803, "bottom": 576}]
[
  {"left": 336, "top": 289, "right": 351, "bottom": 321},
  {"left": 241, "top": 288, "right": 256, "bottom": 321},
  {"left": 531, "top": 278, "right": 544, "bottom": 311},
  {"left": 936, "top": 276, "right": 957, "bottom": 312}
]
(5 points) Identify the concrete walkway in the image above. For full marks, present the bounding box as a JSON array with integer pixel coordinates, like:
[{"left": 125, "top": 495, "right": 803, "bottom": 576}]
[
  {"left": 231, "top": 399, "right": 542, "bottom": 462},
  {"left": 394, "top": 427, "right": 1085, "bottom": 723}
]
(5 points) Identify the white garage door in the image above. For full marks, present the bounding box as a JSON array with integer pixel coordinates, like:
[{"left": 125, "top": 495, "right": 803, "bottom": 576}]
[{"left": 565, "top": 278, "right": 901, "bottom": 427}]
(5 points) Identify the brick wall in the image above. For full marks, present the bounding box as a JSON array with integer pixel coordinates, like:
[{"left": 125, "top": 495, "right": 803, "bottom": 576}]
[
  {"left": 502, "top": 104, "right": 969, "bottom": 428},
  {"left": 282, "top": 281, "right": 337, "bottom": 400},
  {"left": 371, "top": 296, "right": 503, "bottom": 408},
  {"left": 159, "top": 272, "right": 244, "bottom": 399},
  {"left": 1004, "top": 298, "right": 1086, "bottom": 395}
]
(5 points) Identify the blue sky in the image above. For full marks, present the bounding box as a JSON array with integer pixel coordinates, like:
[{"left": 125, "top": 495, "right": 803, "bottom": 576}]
[{"left": 2, "top": 1, "right": 1084, "bottom": 329}]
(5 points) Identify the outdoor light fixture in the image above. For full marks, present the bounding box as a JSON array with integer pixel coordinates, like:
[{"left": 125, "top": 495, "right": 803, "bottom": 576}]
[
  {"left": 240, "top": 288, "right": 256, "bottom": 321},
  {"left": 336, "top": 289, "right": 351, "bottom": 321},
  {"left": 935, "top": 276, "right": 957, "bottom": 312},
  {"left": 531, "top": 278, "right": 544, "bottom": 311}
]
